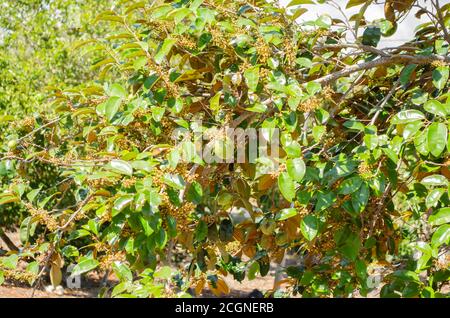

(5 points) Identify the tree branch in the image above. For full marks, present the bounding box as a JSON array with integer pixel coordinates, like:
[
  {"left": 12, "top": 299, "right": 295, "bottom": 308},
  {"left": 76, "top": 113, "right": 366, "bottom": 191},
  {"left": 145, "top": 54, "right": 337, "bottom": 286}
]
[
  {"left": 433, "top": 0, "right": 450, "bottom": 45},
  {"left": 314, "top": 54, "right": 450, "bottom": 86},
  {"left": 0, "top": 228, "right": 19, "bottom": 252}
]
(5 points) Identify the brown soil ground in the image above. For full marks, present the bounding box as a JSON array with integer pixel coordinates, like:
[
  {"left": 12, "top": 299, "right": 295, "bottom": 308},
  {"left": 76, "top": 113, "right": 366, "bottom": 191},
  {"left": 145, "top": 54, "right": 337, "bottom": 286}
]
[
  {"left": 2, "top": 230, "right": 447, "bottom": 298},
  {"left": 0, "top": 230, "right": 276, "bottom": 298}
]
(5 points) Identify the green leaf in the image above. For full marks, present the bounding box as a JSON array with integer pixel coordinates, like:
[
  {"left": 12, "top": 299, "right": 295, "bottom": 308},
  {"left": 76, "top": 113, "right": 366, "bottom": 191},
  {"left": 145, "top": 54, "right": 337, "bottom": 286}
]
[
  {"left": 276, "top": 208, "right": 298, "bottom": 221},
  {"left": 154, "top": 38, "right": 176, "bottom": 64},
  {"left": 424, "top": 100, "right": 447, "bottom": 117},
  {"left": 403, "top": 121, "right": 423, "bottom": 139},
  {"left": 151, "top": 106, "right": 165, "bottom": 122},
  {"left": 247, "top": 262, "right": 260, "bottom": 281},
  {"left": 296, "top": 57, "right": 312, "bottom": 68},
  {"left": 315, "top": 191, "right": 336, "bottom": 212},
  {"left": 411, "top": 89, "right": 428, "bottom": 105},
  {"left": 110, "top": 160, "right": 133, "bottom": 176},
  {"left": 112, "top": 261, "right": 132, "bottom": 282},
  {"left": 362, "top": 26, "right": 381, "bottom": 47},
  {"left": 427, "top": 122, "right": 447, "bottom": 157},
  {"left": 20, "top": 216, "right": 37, "bottom": 244},
  {"left": 198, "top": 32, "right": 212, "bottom": 49},
  {"left": 431, "top": 224, "right": 450, "bottom": 247},
  {"left": 312, "top": 125, "right": 326, "bottom": 142},
  {"left": 112, "top": 195, "right": 134, "bottom": 217},
  {"left": 339, "top": 176, "right": 363, "bottom": 195},
  {"left": 432, "top": 66, "right": 449, "bottom": 90},
  {"left": 244, "top": 66, "right": 260, "bottom": 91},
  {"left": 195, "top": 220, "right": 208, "bottom": 242},
  {"left": 61, "top": 246, "right": 79, "bottom": 258},
  {"left": 391, "top": 270, "right": 419, "bottom": 282},
  {"left": 1, "top": 254, "right": 18, "bottom": 269},
  {"left": 104, "top": 96, "right": 122, "bottom": 122},
  {"left": 163, "top": 173, "right": 185, "bottom": 190},
  {"left": 287, "top": 0, "right": 314, "bottom": 6},
  {"left": 339, "top": 233, "right": 360, "bottom": 261},
  {"left": 70, "top": 258, "right": 99, "bottom": 277},
  {"left": 421, "top": 175, "right": 448, "bottom": 187},
  {"left": 26, "top": 187, "right": 41, "bottom": 203},
  {"left": 306, "top": 81, "right": 321, "bottom": 96},
  {"left": 351, "top": 182, "right": 369, "bottom": 213},
  {"left": 300, "top": 215, "right": 319, "bottom": 241},
  {"left": 109, "top": 83, "right": 127, "bottom": 98},
  {"left": 355, "top": 259, "right": 367, "bottom": 279},
  {"left": 133, "top": 56, "right": 147, "bottom": 70},
  {"left": 209, "top": 92, "right": 221, "bottom": 112},
  {"left": 392, "top": 110, "right": 425, "bottom": 124},
  {"left": 186, "top": 182, "right": 203, "bottom": 204},
  {"left": 154, "top": 266, "right": 173, "bottom": 279},
  {"left": 346, "top": 0, "right": 367, "bottom": 9},
  {"left": 344, "top": 120, "right": 365, "bottom": 131},
  {"left": 315, "top": 15, "right": 332, "bottom": 29},
  {"left": 429, "top": 207, "right": 450, "bottom": 226},
  {"left": 286, "top": 158, "right": 306, "bottom": 182},
  {"left": 414, "top": 131, "right": 429, "bottom": 156},
  {"left": 426, "top": 189, "right": 445, "bottom": 209},
  {"left": 400, "top": 65, "right": 417, "bottom": 86},
  {"left": 278, "top": 172, "right": 296, "bottom": 202},
  {"left": 0, "top": 270, "right": 4, "bottom": 285}
]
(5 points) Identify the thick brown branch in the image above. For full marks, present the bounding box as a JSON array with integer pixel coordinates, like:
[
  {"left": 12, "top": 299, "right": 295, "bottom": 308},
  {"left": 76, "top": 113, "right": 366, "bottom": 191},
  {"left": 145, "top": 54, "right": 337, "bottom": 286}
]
[
  {"left": 0, "top": 229, "right": 19, "bottom": 252},
  {"left": 315, "top": 54, "right": 450, "bottom": 86}
]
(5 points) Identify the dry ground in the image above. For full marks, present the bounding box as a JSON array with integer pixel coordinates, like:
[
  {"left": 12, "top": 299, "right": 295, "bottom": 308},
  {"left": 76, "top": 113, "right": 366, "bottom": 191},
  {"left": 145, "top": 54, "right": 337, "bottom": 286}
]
[{"left": 0, "top": 230, "right": 276, "bottom": 298}]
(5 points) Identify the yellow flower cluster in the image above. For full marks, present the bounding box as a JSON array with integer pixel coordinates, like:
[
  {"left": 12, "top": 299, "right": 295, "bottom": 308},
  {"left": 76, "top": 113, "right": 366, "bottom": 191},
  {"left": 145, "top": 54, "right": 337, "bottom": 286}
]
[
  {"left": 25, "top": 203, "right": 59, "bottom": 232},
  {"left": 431, "top": 60, "right": 448, "bottom": 68},
  {"left": 86, "top": 177, "right": 115, "bottom": 189},
  {"left": 160, "top": 201, "right": 195, "bottom": 231},
  {"left": 99, "top": 251, "right": 126, "bottom": 271},
  {"left": 256, "top": 37, "right": 271, "bottom": 64},
  {"left": 298, "top": 96, "right": 321, "bottom": 112},
  {"left": 122, "top": 177, "right": 137, "bottom": 189},
  {"left": 283, "top": 39, "right": 297, "bottom": 67},
  {"left": 358, "top": 162, "right": 373, "bottom": 180},
  {"left": 174, "top": 34, "right": 197, "bottom": 50},
  {"left": 225, "top": 241, "right": 241, "bottom": 255},
  {"left": 0, "top": 267, "right": 37, "bottom": 284}
]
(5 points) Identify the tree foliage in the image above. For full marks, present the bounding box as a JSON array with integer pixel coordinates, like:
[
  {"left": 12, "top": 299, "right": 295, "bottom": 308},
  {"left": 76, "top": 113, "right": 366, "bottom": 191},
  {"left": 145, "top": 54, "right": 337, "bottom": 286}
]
[{"left": 0, "top": 0, "right": 449, "bottom": 298}]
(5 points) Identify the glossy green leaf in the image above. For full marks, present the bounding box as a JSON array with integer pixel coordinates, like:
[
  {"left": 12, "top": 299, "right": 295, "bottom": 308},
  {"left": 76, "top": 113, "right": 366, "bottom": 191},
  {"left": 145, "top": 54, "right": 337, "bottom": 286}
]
[
  {"left": 432, "top": 66, "right": 449, "bottom": 90},
  {"left": 70, "top": 258, "right": 99, "bottom": 277},
  {"left": 339, "top": 176, "right": 363, "bottom": 195},
  {"left": 424, "top": 100, "right": 447, "bottom": 117},
  {"left": 244, "top": 66, "right": 260, "bottom": 91},
  {"left": 278, "top": 172, "right": 296, "bottom": 202},
  {"left": 276, "top": 208, "right": 298, "bottom": 221},
  {"left": 286, "top": 158, "right": 306, "bottom": 182},
  {"left": 300, "top": 215, "right": 319, "bottom": 241},
  {"left": 429, "top": 207, "right": 450, "bottom": 226},
  {"left": 110, "top": 160, "right": 133, "bottom": 176},
  {"left": 105, "top": 96, "right": 121, "bottom": 122},
  {"left": 427, "top": 122, "right": 447, "bottom": 157},
  {"left": 392, "top": 110, "right": 425, "bottom": 124},
  {"left": 154, "top": 38, "right": 176, "bottom": 64},
  {"left": 431, "top": 224, "right": 450, "bottom": 247}
]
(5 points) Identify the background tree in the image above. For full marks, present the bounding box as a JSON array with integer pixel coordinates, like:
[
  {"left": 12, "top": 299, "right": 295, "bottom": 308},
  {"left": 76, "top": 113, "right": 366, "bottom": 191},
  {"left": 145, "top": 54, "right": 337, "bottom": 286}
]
[{"left": 0, "top": 0, "right": 110, "bottom": 246}]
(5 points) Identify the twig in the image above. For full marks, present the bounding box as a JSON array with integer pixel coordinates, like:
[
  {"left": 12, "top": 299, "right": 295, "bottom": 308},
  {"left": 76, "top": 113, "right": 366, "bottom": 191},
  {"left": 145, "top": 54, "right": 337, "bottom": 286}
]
[
  {"left": 433, "top": 0, "right": 450, "bottom": 44},
  {"left": 370, "top": 81, "right": 400, "bottom": 126}
]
